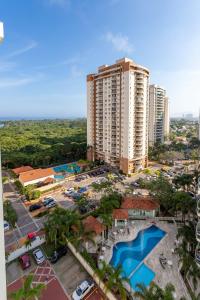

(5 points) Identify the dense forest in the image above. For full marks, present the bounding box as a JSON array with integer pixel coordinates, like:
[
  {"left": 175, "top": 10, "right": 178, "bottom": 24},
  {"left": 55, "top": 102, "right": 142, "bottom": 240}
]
[{"left": 0, "top": 119, "right": 87, "bottom": 168}]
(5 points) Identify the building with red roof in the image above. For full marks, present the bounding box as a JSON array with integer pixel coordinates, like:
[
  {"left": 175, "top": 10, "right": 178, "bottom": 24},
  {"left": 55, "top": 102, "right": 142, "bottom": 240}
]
[
  {"left": 19, "top": 168, "right": 55, "bottom": 186},
  {"left": 82, "top": 216, "right": 105, "bottom": 253},
  {"left": 12, "top": 166, "right": 33, "bottom": 175},
  {"left": 112, "top": 209, "right": 128, "bottom": 227},
  {"left": 121, "top": 196, "right": 159, "bottom": 218}
]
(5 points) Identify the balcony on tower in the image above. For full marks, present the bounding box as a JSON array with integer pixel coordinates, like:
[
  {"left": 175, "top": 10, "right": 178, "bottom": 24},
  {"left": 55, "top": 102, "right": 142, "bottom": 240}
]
[
  {"left": 197, "top": 200, "right": 200, "bottom": 218},
  {"left": 196, "top": 221, "right": 200, "bottom": 242},
  {"left": 196, "top": 243, "right": 200, "bottom": 266}
]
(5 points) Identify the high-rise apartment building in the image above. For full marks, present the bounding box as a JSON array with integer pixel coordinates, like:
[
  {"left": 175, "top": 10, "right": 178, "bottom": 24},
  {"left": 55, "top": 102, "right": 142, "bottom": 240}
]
[
  {"left": 87, "top": 58, "right": 149, "bottom": 174},
  {"left": 149, "top": 85, "right": 169, "bottom": 146}
]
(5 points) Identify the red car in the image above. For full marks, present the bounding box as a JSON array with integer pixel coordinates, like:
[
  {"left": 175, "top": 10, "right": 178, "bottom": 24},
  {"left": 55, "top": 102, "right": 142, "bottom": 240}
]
[
  {"left": 27, "top": 232, "right": 36, "bottom": 240},
  {"left": 19, "top": 254, "right": 31, "bottom": 270}
]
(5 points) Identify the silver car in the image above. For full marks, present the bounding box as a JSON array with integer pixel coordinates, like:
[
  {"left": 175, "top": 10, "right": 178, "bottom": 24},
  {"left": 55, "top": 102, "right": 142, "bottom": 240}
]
[{"left": 33, "top": 248, "right": 45, "bottom": 264}]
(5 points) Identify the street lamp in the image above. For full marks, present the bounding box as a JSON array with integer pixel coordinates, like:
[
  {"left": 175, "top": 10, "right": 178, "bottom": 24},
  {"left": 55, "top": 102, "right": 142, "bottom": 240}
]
[{"left": 0, "top": 21, "right": 7, "bottom": 300}]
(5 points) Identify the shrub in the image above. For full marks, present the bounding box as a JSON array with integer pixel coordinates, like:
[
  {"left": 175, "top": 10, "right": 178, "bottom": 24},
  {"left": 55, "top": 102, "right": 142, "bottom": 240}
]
[{"left": 3, "top": 200, "right": 18, "bottom": 227}]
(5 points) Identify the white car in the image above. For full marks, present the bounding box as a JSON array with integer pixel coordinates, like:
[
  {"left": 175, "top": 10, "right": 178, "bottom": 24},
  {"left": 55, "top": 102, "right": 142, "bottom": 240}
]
[
  {"left": 33, "top": 248, "right": 45, "bottom": 264},
  {"left": 4, "top": 220, "right": 9, "bottom": 231},
  {"left": 72, "top": 280, "right": 94, "bottom": 300}
]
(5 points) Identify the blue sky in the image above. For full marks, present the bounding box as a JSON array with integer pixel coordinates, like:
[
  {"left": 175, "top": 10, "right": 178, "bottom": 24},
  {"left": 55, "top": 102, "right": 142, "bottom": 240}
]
[{"left": 0, "top": 0, "right": 200, "bottom": 119}]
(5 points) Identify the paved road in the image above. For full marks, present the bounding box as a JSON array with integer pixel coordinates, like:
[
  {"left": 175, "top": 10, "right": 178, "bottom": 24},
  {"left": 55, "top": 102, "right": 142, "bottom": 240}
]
[{"left": 3, "top": 178, "right": 40, "bottom": 250}]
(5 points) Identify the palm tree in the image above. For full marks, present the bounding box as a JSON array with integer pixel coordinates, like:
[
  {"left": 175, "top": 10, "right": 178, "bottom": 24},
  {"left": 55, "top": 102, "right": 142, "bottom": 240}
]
[
  {"left": 108, "top": 264, "right": 130, "bottom": 300},
  {"left": 44, "top": 207, "right": 80, "bottom": 248},
  {"left": 187, "top": 261, "right": 200, "bottom": 290},
  {"left": 176, "top": 221, "right": 197, "bottom": 254},
  {"left": 134, "top": 282, "right": 163, "bottom": 299},
  {"left": 162, "top": 283, "right": 176, "bottom": 300},
  {"left": 9, "top": 274, "right": 45, "bottom": 300},
  {"left": 97, "top": 262, "right": 129, "bottom": 300},
  {"left": 72, "top": 222, "right": 96, "bottom": 251}
]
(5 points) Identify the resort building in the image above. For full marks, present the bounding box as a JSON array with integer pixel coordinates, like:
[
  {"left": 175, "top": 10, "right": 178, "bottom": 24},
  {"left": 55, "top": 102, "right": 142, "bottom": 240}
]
[
  {"left": 82, "top": 216, "right": 105, "bottom": 253},
  {"left": 19, "top": 168, "right": 55, "bottom": 186},
  {"left": 87, "top": 57, "right": 149, "bottom": 174},
  {"left": 112, "top": 209, "right": 128, "bottom": 227},
  {"left": 149, "top": 85, "right": 170, "bottom": 146},
  {"left": 121, "top": 196, "right": 159, "bottom": 218},
  {"left": 12, "top": 166, "right": 33, "bottom": 176}
]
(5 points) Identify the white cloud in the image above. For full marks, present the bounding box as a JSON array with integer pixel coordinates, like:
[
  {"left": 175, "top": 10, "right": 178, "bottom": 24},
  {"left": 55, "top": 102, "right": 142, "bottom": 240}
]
[
  {"left": 0, "top": 73, "right": 43, "bottom": 88},
  {"left": 34, "top": 56, "right": 79, "bottom": 70},
  {"left": 70, "top": 65, "right": 82, "bottom": 78},
  {"left": 6, "top": 41, "right": 38, "bottom": 59},
  {"left": 104, "top": 32, "right": 133, "bottom": 54},
  {"left": 0, "top": 61, "right": 17, "bottom": 72}
]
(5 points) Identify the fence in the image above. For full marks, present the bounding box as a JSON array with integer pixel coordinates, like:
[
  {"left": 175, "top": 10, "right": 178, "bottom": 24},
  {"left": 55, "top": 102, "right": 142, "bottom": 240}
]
[
  {"left": 67, "top": 241, "right": 118, "bottom": 300},
  {"left": 6, "top": 235, "right": 45, "bottom": 263}
]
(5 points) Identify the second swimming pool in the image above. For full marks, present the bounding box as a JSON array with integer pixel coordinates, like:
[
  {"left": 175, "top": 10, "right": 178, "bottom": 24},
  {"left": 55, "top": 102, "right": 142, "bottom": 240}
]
[{"left": 110, "top": 225, "right": 166, "bottom": 290}]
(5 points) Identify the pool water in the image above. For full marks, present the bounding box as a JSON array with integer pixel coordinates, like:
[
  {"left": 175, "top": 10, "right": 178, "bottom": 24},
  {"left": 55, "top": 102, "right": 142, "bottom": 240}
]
[
  {"left": 110, "top": 225, "right": 166, "bottom": 290},
  {"left": 54, "top": 174, "right": 65, "bottom": 180},
  {"left": 53, "top": 163, "right": 81, "bottom": 174},
  {"left": 129, "top": 264, "right": 155, "bottom": 291}
]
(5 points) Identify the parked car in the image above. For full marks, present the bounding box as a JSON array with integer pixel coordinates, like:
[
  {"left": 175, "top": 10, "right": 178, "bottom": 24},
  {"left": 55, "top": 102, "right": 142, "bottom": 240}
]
[
  {"left": 72, "top": 280, "right": 94, "bottom": 300},
  {"left": 43, "top": 197, "right": 55, "bottom": 206},
  {"left": 27, "top": 232, "right": 37, "bottom": 241},
  {"left": 29, "top": 203, "right": 42, "bottom": 212},
  {"left": 33, "top": 248, "right": 45, "bottom": 264},
  {"left": 50, "top": 246, "right": 67, "bottom": 264},
  {"left": 78, "top": 206, "right": 88, "bottom": 214},
  {"left": 4, "top": 220, "right": 9, "bottom": 231},
  {"left": 46, "top": 200, "right": 57, "bottom": 208},
  {"left": 19, "top": 254, "right": 31, "bottom": 270}
]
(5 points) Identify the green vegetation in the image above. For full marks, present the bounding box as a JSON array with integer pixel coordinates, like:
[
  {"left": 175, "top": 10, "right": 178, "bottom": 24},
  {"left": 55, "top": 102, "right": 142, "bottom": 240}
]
[
  {"left": 2, "top": 176, "right": 8, "bottom": 184},
  {"left": 3, "top": 200, "right": 17, "bottom": 227},
  {"left": 134, "top": 282, "right": 176, "bottom": 300},
  {"left": 9, "top": 274, "right": 45, "bottom": 300},
  {"left": 0, "top": 119, "right": 87, "bottom": 168},
  {"left": 15, "top": 180, "right": 41, "bottom": 200}
]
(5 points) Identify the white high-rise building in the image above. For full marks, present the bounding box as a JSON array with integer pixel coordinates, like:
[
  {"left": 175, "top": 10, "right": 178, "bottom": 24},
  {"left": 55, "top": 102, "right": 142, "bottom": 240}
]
[
  {"left": 87, "top": 58, "right": 149, "bottom": 174},
  {"left": 0, "top": 21, "right": 7, "bottom": 300},
  {"left": 149, "top": 85, "right": 169, "bottom": 146}
]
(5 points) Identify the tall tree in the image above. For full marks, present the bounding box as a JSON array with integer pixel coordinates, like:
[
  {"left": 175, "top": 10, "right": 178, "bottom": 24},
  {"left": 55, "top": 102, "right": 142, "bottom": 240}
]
[{"left": 9, "top": 274, "right": 45, "bottom": 300}]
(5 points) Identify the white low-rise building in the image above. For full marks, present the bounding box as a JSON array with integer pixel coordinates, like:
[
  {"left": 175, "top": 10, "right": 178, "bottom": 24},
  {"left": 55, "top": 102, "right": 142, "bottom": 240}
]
[{"left": 19, "top": 168, "right": 55, "bottom": 186}]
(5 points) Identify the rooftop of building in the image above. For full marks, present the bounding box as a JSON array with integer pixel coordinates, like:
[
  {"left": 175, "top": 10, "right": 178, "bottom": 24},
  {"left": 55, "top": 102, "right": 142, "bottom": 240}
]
[
  {"left": 112, "top": 209, "right": 129, "bottom": 220},
  {"left": 82, "top": 216, "right": 105, "bottom": 235},
  {"left": 121, "top": 196, "right": 159, "bottom": 211},
  {"left": 12, "top": 166, "right": 34, "bottom": 175},
  {"left": 87, "top": 57, "right": 149, "bottom": 81},
  {"left": 19, "top": 168, "right": 55, "bottom": 183}
]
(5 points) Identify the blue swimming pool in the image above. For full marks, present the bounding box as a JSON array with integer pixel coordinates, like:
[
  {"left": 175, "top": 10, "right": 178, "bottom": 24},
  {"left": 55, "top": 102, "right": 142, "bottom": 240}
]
[
  {"left": 53, "top": 163, "right": 81, "bottom": 174},
  {"left": 110, "top": 225, "right": 166, "bottom": 290},
  {"left": 54, "top": 174, "right": 65, "bottom": 180}
]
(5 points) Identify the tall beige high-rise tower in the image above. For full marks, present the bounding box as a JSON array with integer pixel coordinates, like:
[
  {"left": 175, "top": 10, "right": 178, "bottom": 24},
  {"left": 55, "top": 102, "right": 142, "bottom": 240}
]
[
  {"left": 87, "top": 58, "right": 149, "bottom": 174},
  {"left": 149, "top": 85, "right": 169, "bottom": 146}
]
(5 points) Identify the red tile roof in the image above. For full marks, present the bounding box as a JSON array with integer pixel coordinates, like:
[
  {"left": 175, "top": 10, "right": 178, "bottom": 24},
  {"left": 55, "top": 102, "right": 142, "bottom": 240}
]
[
  {"left": 121, "top": 196, "right": 159, "bottom": 211},
  {"left": 43, "top": 177, "right": 55, "bottom": 184},
  {"left": 12, "top": 166, "right": 33, "bottom": 175},
  {"left": 83, "top": 216, "right": 105, "bottom": 235},
  {"left": 113, "top": 209, "right": 128, "bottom": 220},
  {"left": 19, "top": 168, "right": 55, "bottom": 183}
]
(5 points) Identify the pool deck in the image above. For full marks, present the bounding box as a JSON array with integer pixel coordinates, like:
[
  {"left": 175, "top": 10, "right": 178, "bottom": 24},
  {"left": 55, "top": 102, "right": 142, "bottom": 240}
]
[{"left": 103, "top": 220, "right": 190, "bottom": 299}]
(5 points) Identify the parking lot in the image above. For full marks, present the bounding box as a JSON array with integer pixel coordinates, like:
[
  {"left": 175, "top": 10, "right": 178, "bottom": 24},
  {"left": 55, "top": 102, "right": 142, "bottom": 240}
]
[{"left": 7, "top": 260, "right": 69, "bottom": 300}]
